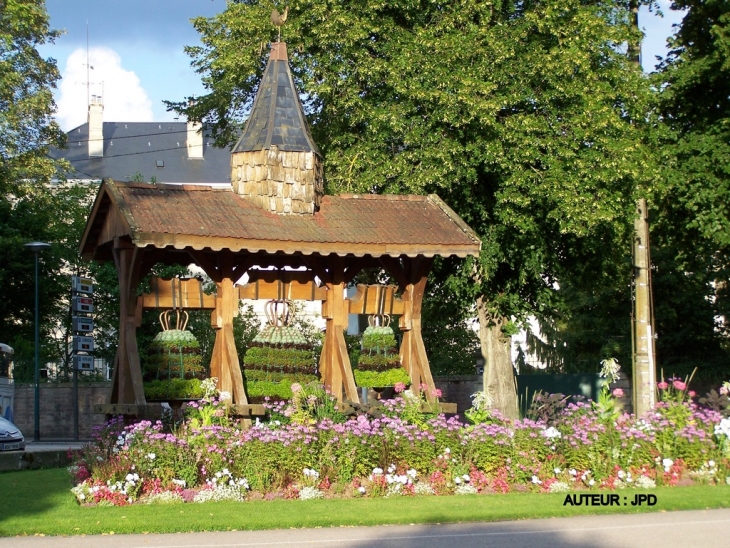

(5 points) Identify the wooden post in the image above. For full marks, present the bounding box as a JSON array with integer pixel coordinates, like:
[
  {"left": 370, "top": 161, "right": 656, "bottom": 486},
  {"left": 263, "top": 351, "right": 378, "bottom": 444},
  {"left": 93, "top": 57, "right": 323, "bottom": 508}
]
[
  {"left": 318, "top": 257, "right": 359, "bottom": 403},
  {"left": 190, "top": 250, "right": 250, "bottom": 405},
  {"left": 109, "top": 238, "right": 146, "bottom": 405},
  {"left": 397, "top": 257, "right": 436, "bottom": 401}
]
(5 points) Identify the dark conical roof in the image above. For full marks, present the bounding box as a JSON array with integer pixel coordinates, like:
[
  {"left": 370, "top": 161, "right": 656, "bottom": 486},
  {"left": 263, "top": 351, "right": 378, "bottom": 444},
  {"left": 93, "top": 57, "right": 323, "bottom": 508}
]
[{"left": 232, "top": 42, "right": 320, "bottom": 155}]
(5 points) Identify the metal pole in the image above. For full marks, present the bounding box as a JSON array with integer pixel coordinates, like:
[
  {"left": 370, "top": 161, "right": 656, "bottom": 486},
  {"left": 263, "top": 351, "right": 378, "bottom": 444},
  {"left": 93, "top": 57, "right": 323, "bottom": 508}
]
[
  {"left": 33, "top": 252, "right": 40, "bottom": 441},
  {"left": 24, "top": 241, "right": 50, "bottom": 442},
  {"left": 73, "top": 365, "right": 79, "bottom": 441}
]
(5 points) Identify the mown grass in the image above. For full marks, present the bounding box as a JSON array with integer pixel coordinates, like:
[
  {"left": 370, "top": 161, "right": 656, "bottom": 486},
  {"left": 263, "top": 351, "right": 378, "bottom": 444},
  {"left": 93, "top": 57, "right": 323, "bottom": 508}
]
[{"left": 1, "top": 468, "right": 729, "bottom": 537}]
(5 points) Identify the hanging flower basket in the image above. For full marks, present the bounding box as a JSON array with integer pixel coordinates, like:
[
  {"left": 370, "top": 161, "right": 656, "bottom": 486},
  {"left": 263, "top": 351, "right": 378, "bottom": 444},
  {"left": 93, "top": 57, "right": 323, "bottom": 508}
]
[
  {"left": 354, "top": 314, "right": 410, "bottom": 389},
  {"left": 243, "top": 300, "right": 317, "bottom": 402},
  {"left": 145, "top": 310, "right": 205, "bottom": 401}
]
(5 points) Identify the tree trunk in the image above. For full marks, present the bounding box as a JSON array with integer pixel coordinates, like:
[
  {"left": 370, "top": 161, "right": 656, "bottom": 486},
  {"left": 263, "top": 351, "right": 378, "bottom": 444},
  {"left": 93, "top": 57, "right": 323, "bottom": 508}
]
[{"left": 476, "top": 296, "right": 519, "bottom": 420}]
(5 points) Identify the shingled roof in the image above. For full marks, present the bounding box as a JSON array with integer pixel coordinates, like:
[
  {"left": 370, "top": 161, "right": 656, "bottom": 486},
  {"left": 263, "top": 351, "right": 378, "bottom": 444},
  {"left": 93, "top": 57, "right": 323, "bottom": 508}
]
[
  {"left": 232, "top": 42, "right": 319, "bottom": 155},
  {"left": 80, "top": 180, "right": 481, "bottom": 260},
  {"left": 49, "top": 122, "right": 232, "bottom": 184}
]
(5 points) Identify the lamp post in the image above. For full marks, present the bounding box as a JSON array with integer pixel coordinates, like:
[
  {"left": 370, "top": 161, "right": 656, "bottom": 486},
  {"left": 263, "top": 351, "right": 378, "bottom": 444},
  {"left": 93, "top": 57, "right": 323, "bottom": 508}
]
[{"left": 24, "top": 241, "right": 51, "bottom": 442}]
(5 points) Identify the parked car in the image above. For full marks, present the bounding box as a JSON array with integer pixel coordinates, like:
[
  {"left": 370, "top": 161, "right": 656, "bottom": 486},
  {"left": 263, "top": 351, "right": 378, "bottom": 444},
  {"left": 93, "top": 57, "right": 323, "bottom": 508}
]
[{"left": 0, "top": 416, "right": 24, "bottom": 451}]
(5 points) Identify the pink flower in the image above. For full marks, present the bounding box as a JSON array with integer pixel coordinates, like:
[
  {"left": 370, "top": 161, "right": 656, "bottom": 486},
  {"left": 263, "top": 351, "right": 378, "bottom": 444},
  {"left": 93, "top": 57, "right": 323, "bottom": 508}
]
[
  {"left": 433, "top": 388, "right": 443, "bottom": 398},
  {"left": 673, "top": 380, "right": 686, "bottom": 391},
  {"left": 657, "top": 381, "right": 669, "bottom": 390},
  {"left": 612, "top": 388, "right": 624, "bottom": 398},
  {"left": 688, "top": 390, "right": 696, "bottom": 398},
  {"left": 720, "top": 385, "right": 729, "bottom": 396},
  {"left": 291, "top": 383, "right": 302, "bottom": 394},
  {"left": 394, "top": 382, "right": 406, "bottom": 394}
]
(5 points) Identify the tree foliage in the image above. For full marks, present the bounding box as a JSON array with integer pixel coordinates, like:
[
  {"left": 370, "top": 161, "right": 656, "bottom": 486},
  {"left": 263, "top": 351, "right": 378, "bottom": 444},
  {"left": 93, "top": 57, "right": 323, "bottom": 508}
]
[
  {"left": 171, "top": 0, "right": 656, "bottom": 413},
  {"left": 650, "top": 0, "right": 730, "bottom": 379},
  {"left": 0, "top": 0, "right": 65, "bottom": 193}
]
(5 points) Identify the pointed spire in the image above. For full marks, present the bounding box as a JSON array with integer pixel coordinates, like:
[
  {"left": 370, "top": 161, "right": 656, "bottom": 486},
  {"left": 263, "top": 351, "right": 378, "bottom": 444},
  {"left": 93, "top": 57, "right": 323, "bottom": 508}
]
[
  {"left": 232, "top": 42, "right": 319, "bottom": 155},
  {"left": 231, "top": 42, "right": 324, "bottom": 215}
]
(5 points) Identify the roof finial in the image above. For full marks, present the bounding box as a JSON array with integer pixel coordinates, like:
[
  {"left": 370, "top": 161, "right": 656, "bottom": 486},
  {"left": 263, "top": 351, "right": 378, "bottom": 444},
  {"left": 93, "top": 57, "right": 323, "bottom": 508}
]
[{"left": 270, "top": 6, "right": 289, "bottom": 43}]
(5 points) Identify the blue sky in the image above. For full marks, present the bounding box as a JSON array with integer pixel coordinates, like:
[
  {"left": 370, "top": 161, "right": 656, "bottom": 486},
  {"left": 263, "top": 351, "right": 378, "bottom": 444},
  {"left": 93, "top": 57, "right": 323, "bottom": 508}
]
[{"left": 38, "top": 0, "right": 685, "bottom": 131}]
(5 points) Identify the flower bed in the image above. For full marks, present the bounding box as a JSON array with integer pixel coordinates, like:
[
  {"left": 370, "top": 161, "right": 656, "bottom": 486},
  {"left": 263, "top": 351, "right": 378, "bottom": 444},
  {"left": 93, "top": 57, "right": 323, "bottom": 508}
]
[{"left": 69, "top": 379, "right": 730, "bottom": 506}]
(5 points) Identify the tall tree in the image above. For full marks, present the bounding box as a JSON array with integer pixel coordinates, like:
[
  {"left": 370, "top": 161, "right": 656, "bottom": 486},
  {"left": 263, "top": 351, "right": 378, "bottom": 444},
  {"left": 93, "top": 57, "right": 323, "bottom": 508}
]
[
  {"left": 172, "top": 0, "right": 655, "bottom": 416},
  {"left": 0, "top": 0, "right": 72, "bottom": 372},
  {"left": 652, "top": 0, "right": 730, "bottom": 380},
  {"left": 0, "top": 0, "right": 64, "bottom": 193}
]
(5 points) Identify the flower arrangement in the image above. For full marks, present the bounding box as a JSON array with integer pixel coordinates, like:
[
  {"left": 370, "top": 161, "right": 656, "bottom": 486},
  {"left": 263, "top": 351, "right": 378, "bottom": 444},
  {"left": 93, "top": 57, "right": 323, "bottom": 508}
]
[
  {"left": 69, "top": 379, "right": 730, "bottom": 507},
  {"left": 354, "top": 315, "right": 410, "bottom": 389},
  {"left": 243, "top": 301, "right": 317, "bottom": 401},
  {"left": 146, "top": 320, "right": 205, "bottom": 381}
]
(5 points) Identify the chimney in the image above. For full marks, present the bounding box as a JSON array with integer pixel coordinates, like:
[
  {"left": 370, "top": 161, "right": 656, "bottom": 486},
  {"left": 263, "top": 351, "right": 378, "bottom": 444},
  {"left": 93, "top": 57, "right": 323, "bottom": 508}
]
[
  {"left": 230, "top": 42, "right": 323, "bottom": 215},
  {"left": 187, "top": 117, "right": 204, "bottom": 160},
  {"left": 88, "top": 95, "right": 103, "bottom": 158}
]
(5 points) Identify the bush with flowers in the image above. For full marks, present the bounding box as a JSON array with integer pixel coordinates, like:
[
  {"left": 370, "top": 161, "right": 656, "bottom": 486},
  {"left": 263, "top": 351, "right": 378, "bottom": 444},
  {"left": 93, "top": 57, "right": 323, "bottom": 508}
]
[{"left": 69, "top": 371, "right": 730, "bottom": 506}]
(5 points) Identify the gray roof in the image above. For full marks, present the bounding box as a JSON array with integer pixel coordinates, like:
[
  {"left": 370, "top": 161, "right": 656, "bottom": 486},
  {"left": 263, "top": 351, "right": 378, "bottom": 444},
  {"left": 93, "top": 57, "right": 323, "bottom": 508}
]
[
  {"left": 49, "top": 122, "right": 232, "bottom": 184},
  {"left": 232, "top": 43, "right": 320, "bottom": 155}
]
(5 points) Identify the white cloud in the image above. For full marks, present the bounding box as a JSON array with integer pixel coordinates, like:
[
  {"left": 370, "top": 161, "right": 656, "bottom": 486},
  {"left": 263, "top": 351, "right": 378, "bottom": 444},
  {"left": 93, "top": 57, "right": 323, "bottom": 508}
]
[{"left": 55, "top": 47, "right": 154, "bottom": 131}]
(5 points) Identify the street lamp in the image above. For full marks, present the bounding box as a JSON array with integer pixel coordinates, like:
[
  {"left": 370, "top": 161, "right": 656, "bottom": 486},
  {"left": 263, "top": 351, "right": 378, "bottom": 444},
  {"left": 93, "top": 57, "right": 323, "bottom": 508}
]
[{"left": 24, "top": 241, "right": 51, "bottom": 442}]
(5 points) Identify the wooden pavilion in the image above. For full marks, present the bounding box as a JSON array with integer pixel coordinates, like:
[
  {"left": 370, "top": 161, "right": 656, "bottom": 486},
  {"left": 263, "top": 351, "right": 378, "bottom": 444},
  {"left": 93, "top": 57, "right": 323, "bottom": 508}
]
[{"left": 79, "top": 42, "right": 480, "bottom": 415}]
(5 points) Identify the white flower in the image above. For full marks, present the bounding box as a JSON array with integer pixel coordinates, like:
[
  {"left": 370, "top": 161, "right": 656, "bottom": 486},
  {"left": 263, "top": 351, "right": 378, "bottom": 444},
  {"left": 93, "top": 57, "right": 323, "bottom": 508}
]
[
  {"left": 548, "top": 481, "right": 570, "bottom": 493},
  {"left": 372, "top": 467, "right": 383, "bottom": 475},
  {"left": 146, "top": 453, "right": 156, "bottom": 461},
  {"left": 444, "top": 448, "right": 451, "bottom": 454},
  {"left": 617, "top": 470, "right": 625, "bottom": 479},
  {"left": 407, "top": 469, "right": 418, "bottom": 479},
  {"left": 588, "top": 479, "right": 595, "bottom": 486},
  {"left": 531, "top": 475, "right": 542, "bottom": 484},
  {"left": 219, "top": 391, "right": 232, "bottom": 401},
  {"left": 714, "top": 418, "right": 730, "bottom": 439},
  {"left": 662, "top": 458, "right": 674, "bottom": 472},
  {"left": 462, "top": 474, "right": 470, "bottom": 482},
  {"left": 708, "top": 460, "right": 716, "bottom": 468},
  {"left": 542, "top": 427, "right": 562, "bottom": 439},
  {"left": 554, "top": 468, "right": 561, "bottom": 475},
  {"left": 454, "top": 477, "right": 462, "bottom": 485},
  {"left": 569, "top": 469, "right": 577, "bottom": 476},
  {"left": 358, "top": 486, "right": 366, "bottom": 494}
]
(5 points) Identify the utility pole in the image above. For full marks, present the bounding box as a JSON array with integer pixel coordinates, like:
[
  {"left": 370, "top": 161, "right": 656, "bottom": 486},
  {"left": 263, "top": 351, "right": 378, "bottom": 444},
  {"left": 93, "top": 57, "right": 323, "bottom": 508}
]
[
  {"left": 633, "top": 199, "right": 655, "bottom": 415},
  {"left": 628, "top": 1, "right": 656, "bottom": 416}
]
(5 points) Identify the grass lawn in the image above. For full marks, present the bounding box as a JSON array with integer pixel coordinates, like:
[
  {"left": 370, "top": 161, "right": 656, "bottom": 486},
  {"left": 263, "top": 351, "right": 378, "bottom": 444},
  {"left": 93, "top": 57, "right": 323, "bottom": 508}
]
[{"left": 1, "top": 468, "right": 730, "bottom": 537}]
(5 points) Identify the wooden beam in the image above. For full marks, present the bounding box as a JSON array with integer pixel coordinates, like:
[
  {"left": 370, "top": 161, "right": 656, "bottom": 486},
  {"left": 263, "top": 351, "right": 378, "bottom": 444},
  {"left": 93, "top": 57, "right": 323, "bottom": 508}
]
[
  {"left": 139, "top": 277, "right": 216, "bottom": 310},
  {"left": 109, "top": 238, "right": 147, "bottom": 405},
  {"left": 209, "top": 252, "right": 249, "bottom": 406},
  {"left": 347, "top": 284, "right": 405, "bottom": 315},
  {"left": 238, "top": 279, "right": 327, "bottom": 301},
  {"left": 318, "top": 256, "right": 359, "bottom": 403},
  {"left": 398, "top": 256, "right": 435, "bottom": 400}
]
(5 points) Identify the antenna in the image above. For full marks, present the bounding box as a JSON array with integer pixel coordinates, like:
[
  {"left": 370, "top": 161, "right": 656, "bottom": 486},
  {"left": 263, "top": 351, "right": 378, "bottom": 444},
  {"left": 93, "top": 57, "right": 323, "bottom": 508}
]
[{"left": 86, "top": 22, "right": 90, "bottom": 109}]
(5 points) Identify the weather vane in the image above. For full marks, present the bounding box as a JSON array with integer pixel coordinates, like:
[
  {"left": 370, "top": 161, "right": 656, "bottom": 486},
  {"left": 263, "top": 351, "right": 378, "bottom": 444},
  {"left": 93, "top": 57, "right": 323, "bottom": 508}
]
[{"left": 270, "top": 6, "right": 289, "bottom": 42}]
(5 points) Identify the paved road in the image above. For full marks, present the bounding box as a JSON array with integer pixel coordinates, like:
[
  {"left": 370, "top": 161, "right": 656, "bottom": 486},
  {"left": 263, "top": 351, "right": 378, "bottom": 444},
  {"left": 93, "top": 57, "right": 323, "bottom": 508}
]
[{"left": 2, "top": 508, "right": 729, "bottom": 548}]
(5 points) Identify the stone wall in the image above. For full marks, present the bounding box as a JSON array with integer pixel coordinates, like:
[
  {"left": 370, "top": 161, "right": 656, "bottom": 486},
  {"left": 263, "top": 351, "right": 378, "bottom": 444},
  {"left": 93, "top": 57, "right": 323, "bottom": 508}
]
[
  {"left": 434, "top": 375, "right": 633, "bottom": 417},
  {"left": 434, "top": 375, "right": 482, "bottom": 417},
  {"left": 14, "top": 382, "right": 110, "bottom": 440},
  {"left": 231, "top": 147, "right": 324, "bottom": 214}
]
